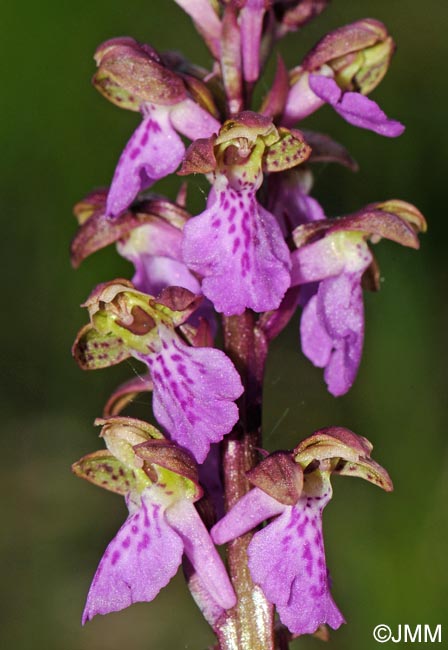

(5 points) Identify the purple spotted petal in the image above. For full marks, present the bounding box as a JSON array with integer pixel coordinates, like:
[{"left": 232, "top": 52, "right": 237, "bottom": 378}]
[
  {"left": 212, "top": 487, "right": 286, "bottom": 545},
  {"left": 141, "top": 329, "right": 243, "bottom": 463},
  {"left": 182, "top": 180, "right": 291, "bottom": 315},
  {"left": 117, "top": 222, "right": 201, "bottom": 297},
  {"left": 308, "top": 75, "right": 405, "bottom": 137},
  {"left": 82, "top": 495, "right": 183, "bottom": 623},
  {"left": 301, "top": 273, "right": 365, "bottom": 396},
  {"left": 106, "top": 109, "right": 185, "bottom": 217},
  {"left": 167, "top": 500, "right": 236, "bottom": 609},
  {"left": 248, "top": 492, "right": 345, "bottom": 635}
]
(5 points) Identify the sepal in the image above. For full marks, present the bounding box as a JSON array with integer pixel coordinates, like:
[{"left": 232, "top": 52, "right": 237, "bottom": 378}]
[
  {"left": 71, "top": 450, "right": 150, "bottom": 495},
  {"left": 97, "top": 416, "right": 163, "bottom": 469},
  {"left": 263, "top": 128, "right": 311, "bottom": 172},
  {"left": 93, "top": 37, "right": 186, "bottom": 108},
  {"left": 247, "top": 451, "right": 303, "bottom": 505},
  {"left": 72, "top": 323, "right": 131, "bottom": 370},
  {"left": 135, "top": 440, "right": 202, "bottom": 500},
  {"left": 302, "top": 19, "right": 393, "bottom": 94},
  {"left": 292, "top": 202, "right": 424, "bottom": 250},
  {"left": 293, "top": 427, "right": 393, "bottom": 492}
]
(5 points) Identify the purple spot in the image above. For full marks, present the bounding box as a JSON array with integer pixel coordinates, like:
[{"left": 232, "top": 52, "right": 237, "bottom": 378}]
[
  {"left": 140, "top": 131, "right": 149, "bottom": 147},
  {"left": 111, "top": 550, "right": 120, "bottom": 565},
  {"left": 212, "top": 219, "right": 221, "bottom": 228},
  {"left": 137, "top": 533, "right": 150, "bottom": 553},
  {"left": 232, "top": 237, "right": 240, "bottom": 254},
  {"left": 228, "top": 223, "right": 236, "bottom": 234},
  {"left": 130, "top": 147, "right": 141, "bottom": 160},
  {"left": 131, "top": 525, "right": 139, "bottom": 535},
  {"left": 122, "top": 536, "right": 131, "bottom": 549},
  {"left": 171, "top": 354, "right": 182, "bottom": 362}
]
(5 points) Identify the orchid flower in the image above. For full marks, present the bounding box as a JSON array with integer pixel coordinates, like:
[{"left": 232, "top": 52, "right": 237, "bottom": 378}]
[
  {"left": 73, "top": 281, "right": 243, "bottom": 463},
  {"left": 73, "top": 417, "right": 236, "bottom": 622},
  {"left": 93, "top": 37, "right": 220, "bottom": 217},
  {"left": 283, "top": 19, "right": 404, "bottom": 137},
  {"left": 290, "top": 201, "right": 426, "bottom": 395},
  {"left": 212, "top": 427, "right": 393, "bottom": 635},
  {"left": 181, "top": 112, "right": 311, "bottom": 315}
]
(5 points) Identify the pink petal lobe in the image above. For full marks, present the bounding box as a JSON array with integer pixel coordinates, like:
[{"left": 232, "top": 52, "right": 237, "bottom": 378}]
[
  {"left": 212, "top": 487, "right": 287, "bottom": 545},
  {"left": 309, "top": 75, "right": 405, "bottom": 137},
  {"left": 300, "top": 293, "right": 333, "bottom": 368},
  {"left": 248, "top": 492, "right": 345, "bottom": 635},
  {"left": 182, "top": 180, "right": 291, "bottom": 315},
  {"left": 318, "top": 273, "right": 365, "bottom": 396},
  {"left": 82, "top": 496, "right": 183, "bottom": 623},
  {"left": 167, "top": 500, "right": 236, "bottom": 609},
  {"left": 142, "top": 330, "right": 243, "bottom": 463},
  {"left": 106, "top": 110, "right": 185, "bottom": 217}
]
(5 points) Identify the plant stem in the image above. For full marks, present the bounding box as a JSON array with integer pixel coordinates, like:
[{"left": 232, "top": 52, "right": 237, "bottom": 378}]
[{"left": 215, "top": 311, "right": 275, "bottom": 650}]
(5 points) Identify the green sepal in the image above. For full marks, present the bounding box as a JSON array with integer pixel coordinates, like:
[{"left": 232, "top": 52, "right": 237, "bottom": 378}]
[
  {"left": 293, "top": 427, "right": 393, "bottom": 492},
  {"left": 350, "top": 38, "right": 395, "bottom": 94},
  {"left": 72, "top": 450, "right": 150, "bottom": 495},
  {"left": 263, "top": 128, "right": 311, "bottom": 173},
  {"left": 215, "top": 111, "right": 278, "bottom": 148},
  {"left": 332, "top": 456, "right": 393, "bottom": 492},
  {"left": 72, "top": 323, "right": 131, "bottom": 370},
  {"left": 93, "top": 68, "right": 141, "bottom": 111},
  {"left": 74, "top": 281, "right": 201, "bottom": 370}
]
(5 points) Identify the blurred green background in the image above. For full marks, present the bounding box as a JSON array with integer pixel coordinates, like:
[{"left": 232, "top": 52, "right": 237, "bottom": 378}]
[{"left": 1, "top": 1, "right": 447, "bottom": 648}]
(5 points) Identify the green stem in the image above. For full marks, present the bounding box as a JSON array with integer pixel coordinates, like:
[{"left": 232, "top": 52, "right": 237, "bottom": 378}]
[{"left": 215, "top": 311, "right": 275, "bottom": 650}]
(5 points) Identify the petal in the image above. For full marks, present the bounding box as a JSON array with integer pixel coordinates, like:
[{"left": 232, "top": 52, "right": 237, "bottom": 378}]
[
  {"left": 118, "top": 222, "right": 201, "bottom": 297},
  {"left": 106, "top": 110, "right": 185, "bottom": 217},
  {"left": 300, "top": 293, "right": 333, "bottom": 368},
  {"left": 142, "top": 330, "right": 243, "bottom": 463},
  {"left": 318, "top": 274, "right": 365, "bottom": 396},
  {"left": 248, "top": 493, "right": 345, "bottom": 635},
  {"left": 167, "top": 500, "right": 236, "bottom": 609},
  {"left": 309, "top": 75, "right": 405, "bottom": 137},
  {"left": 182, "top": 180, "right": 291, "bottom": 315},
  {"left": 212, "top": 487, "right": 286, "bottom": 545},
  {"left": 170, "top": 98, "right": 221, "bottom": 140},
  {"left": 82, "top": 497, "right": 183, "bottom": 623}
]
